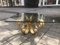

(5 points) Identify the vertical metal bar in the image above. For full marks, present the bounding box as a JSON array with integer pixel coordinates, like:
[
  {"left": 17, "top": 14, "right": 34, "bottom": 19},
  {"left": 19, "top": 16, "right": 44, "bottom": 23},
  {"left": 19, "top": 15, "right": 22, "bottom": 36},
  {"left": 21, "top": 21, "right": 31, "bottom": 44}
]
[
  {"left": 38, "top": 0, "right": 42, "bottom": 6},
  {"left": 18, "top": 0, "right": 21, "bottom": 5},
  {"left": 43, "top": 0, "right": 45, "bottom": 6},
  {"left": 21, "top": 0, "right": 24, "bottom": 6},
  {"left": 6, "top": 0, "right": 9, "bottom": 6},
  {"left": 56, "top": 0, "right": 59, "bottom": 5},
  {"left": 14, "top": 0, "right": 16, "bottom": 6},
  {"left": 21, "top": 13, "right": 24, "bottom": 21},
  {"left": 1, "top": 0, "right": 3, "bottom": 6},
  {"left": 38, "top": 13, "right": 40, "bottom": 21}
]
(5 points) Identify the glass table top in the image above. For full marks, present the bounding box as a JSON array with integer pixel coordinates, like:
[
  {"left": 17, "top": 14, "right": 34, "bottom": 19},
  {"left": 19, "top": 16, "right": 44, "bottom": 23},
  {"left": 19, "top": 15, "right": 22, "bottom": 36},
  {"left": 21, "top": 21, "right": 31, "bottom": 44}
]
[{"left": 0, "top": 13, "right": 60, "bottom": 45}]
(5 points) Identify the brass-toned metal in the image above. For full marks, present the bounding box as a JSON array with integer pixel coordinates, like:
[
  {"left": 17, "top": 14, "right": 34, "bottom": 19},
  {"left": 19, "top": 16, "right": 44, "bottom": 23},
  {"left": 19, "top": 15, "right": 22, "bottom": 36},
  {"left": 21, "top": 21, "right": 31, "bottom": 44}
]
[{"left": 16, "top": 13, "right": 45, "bottom": 34}]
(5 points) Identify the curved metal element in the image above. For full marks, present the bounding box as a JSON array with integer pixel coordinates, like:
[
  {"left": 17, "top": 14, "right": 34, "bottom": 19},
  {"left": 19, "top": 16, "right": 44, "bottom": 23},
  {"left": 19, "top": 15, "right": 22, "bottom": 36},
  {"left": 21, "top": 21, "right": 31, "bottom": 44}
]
[{"left": 16, "top": 13, "right": 45, "bottom": 34}]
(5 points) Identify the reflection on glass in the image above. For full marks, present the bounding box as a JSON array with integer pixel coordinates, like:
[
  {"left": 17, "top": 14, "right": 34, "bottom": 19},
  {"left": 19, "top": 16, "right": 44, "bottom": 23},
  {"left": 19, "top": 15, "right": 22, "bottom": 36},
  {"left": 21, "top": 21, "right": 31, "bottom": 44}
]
[
  {"left": 0, "top": 0, "right": 24, "bottom": 6},
  {"left": 47, "top": 0, "right": 56, "bottom": 4},
  {"left": 39, "top": 0, "right": 57, "bottom": 6},
  {"left": 0, "top": 21, "right": 9, "bottom": 26}
]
